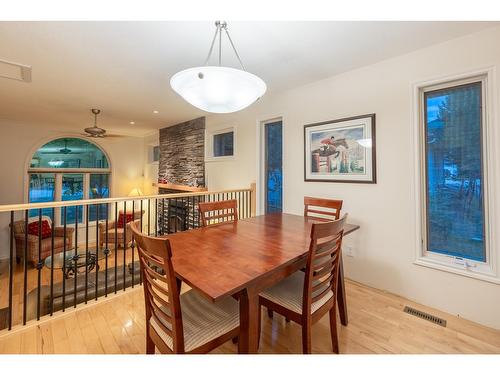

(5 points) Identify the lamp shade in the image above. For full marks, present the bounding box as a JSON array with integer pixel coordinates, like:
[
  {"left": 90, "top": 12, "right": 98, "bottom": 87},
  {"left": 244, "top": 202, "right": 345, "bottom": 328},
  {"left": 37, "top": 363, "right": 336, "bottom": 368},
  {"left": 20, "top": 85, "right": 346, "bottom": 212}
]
[{"left": 170, "top": 66, "right": 266, "bottom": 113}]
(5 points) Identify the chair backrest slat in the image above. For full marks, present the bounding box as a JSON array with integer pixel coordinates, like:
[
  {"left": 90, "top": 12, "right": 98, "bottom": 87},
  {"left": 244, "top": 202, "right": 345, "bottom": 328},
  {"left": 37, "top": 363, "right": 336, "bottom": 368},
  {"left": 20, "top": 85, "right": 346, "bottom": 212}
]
[
  {"left": 198, "top": 199, "right": 238, "bottom": 227},
  {"left": 130, "top": 222, "right": 185, "bottom": 353},
  {"left": 304, "top": 196, "right": 343, "bottom": 221},
  {"left": 303, "top": 214, "right": 347, "bottom": 315}
]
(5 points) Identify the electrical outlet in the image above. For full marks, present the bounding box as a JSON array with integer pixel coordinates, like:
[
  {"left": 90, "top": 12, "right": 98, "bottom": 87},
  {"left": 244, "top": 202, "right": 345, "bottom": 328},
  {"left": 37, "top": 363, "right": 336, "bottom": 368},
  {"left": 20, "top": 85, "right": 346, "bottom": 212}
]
[{"left": 344, "top": 246, "right": 355, "bottom": 257}]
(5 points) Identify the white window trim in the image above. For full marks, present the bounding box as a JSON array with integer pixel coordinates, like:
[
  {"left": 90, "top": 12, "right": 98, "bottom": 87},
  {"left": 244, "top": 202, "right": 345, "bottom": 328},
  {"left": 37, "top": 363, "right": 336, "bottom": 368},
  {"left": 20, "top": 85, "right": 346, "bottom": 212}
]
[
  {"left": 411, "top": 67, "right": 500, "bottom": 284},
  {"left": 205, "top": 126, "right": 237, "bottom": 162}
]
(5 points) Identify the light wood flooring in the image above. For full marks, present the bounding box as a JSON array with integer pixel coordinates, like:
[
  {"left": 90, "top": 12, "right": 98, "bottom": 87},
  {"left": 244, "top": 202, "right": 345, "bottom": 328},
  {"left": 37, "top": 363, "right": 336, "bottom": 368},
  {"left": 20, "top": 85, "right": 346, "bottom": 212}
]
[
  {"left": 0, "top": 244, "right": 138, "bottom": 327},
  {"left": 1, "top": 278, "right": 500, "bottom": 354}
]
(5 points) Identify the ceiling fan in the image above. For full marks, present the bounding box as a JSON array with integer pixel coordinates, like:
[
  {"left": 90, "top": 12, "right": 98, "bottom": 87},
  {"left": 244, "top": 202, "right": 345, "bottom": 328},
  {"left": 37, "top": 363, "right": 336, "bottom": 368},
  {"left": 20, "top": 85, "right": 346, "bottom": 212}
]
[
  {"left": 82, "top": 108, "right": 125, "bottom": 138},
  {"left": 83, "top": 108, "right": 106, "bottom": 137}
]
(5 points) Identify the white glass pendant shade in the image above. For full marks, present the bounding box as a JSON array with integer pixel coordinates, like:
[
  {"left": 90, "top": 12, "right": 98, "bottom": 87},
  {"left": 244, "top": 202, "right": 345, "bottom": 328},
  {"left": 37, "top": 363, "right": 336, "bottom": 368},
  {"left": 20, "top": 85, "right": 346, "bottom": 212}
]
[{"left": 170, "top": 66, "right": 267, "bottom": 113}]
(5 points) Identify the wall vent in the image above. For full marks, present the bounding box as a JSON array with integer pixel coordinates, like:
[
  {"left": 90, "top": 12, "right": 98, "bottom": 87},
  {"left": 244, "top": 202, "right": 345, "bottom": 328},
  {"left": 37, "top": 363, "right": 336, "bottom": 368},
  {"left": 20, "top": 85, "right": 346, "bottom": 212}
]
[
  {"left": 404, "top": 306, "right": 447, "bottom": 327},
  {"left": 0, "top": 59, "right": 32, "bottom": 82}
]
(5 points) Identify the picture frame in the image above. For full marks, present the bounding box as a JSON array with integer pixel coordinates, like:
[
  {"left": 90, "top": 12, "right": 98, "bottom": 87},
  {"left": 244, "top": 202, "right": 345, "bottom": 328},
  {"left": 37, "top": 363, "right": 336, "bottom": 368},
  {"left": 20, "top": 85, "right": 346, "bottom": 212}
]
[{"left": 304, "top": 113, "right": 376, "bottom": 183}]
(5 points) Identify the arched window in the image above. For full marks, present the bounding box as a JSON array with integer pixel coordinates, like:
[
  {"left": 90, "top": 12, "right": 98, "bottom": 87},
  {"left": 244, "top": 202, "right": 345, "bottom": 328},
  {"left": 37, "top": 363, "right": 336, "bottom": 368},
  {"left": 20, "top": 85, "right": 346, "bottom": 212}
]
[{"left": 28, "top": 137, "right": 111, "bottom": 223}]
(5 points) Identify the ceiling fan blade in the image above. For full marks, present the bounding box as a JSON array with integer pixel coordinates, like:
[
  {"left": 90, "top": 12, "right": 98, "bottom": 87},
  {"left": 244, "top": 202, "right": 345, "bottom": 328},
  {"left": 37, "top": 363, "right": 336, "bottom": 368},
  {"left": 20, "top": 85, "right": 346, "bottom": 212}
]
[{"left": 101, "top": 134, "right": 129, "bottom": 138}]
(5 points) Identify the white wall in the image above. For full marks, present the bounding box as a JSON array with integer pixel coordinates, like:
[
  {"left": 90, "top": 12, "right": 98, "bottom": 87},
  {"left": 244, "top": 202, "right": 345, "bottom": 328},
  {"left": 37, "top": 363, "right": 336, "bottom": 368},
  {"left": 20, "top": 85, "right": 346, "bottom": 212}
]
[
  {"left": 0, "top": 121, "right": 147, "bottom": 258},
  {"left": 143, "top": 132, "right": 159, "bottom": 195},
  {"left": 205, "top": 26, "right": 500, "bottom": 329}
]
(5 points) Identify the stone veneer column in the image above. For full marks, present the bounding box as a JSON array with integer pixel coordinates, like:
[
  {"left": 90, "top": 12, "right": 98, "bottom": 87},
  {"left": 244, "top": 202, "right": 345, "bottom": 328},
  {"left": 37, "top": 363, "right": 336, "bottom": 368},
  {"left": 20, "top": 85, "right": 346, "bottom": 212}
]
[{"left": 158, "top": 116, "right": 205, "bottom": 187}]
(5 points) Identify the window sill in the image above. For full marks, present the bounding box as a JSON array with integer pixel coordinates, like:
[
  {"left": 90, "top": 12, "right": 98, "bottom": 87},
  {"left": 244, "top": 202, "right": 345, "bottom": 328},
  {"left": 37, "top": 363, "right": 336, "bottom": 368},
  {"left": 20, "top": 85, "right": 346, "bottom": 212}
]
[
  {"left": 414, "top": 255, "right": 500, "bottom": 285},
  {"left": 205, "top": 155, "right": 236, "bottom": 163}
]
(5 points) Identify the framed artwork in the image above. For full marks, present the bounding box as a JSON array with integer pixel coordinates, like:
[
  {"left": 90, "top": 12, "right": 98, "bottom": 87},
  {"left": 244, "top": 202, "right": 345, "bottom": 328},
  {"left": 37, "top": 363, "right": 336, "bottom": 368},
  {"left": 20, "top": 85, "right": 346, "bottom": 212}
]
[{"left": 304, "top": 113, "right": 376, "bottom": 183}]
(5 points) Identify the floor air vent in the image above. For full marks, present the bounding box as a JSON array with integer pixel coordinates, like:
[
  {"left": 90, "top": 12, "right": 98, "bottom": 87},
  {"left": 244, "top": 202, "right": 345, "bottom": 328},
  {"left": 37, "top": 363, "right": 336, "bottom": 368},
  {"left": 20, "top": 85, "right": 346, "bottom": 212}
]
[{"left": 403, "top": 306, "right": 447, "bottom": 327}]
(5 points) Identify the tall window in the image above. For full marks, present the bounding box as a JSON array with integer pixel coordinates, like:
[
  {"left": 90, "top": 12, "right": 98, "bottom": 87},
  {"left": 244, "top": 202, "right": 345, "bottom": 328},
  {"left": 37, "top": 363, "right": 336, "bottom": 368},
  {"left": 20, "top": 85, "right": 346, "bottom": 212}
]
[
  {"left": 420, "top": 77, "right": 487, "bottom": 266},
  {"left": 28, "top": 137, "right": 111, "bottom": 223}
]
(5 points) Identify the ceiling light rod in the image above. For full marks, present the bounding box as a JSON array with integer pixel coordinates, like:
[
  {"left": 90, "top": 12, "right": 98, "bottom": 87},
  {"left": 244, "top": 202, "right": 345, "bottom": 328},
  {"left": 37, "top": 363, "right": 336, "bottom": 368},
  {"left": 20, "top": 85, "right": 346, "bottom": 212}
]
[
  {"left": 203, "top": 20, "right": 245, "bottom": 70},
  {"left": 92, "top": 108, "right": 100, "bottom": 127}
]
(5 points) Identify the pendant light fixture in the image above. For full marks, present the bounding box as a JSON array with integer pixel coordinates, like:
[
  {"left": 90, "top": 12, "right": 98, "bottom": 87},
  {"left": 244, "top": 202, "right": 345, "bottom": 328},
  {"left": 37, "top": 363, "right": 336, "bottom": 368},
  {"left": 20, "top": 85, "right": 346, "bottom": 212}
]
[{"left": 170, "top": 21, "right": 267, "bottom": 114}]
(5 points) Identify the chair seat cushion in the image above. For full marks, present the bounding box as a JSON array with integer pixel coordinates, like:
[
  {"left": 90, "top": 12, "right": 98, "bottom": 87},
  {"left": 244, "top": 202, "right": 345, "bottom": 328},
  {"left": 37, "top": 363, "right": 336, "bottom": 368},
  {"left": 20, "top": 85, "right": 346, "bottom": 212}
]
[
  {"left": 150, "top": 289, "right": 239, "bottom": 352},
  {"left": 260, "top": 272, "right": 333, "bottom": 314}
]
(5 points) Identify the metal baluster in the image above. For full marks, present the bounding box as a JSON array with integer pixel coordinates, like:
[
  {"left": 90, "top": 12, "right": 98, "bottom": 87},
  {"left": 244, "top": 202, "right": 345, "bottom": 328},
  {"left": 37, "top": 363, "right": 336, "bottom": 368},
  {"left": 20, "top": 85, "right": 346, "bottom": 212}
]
[
  {"left": 36, "top": 209, "right": 42, "bottom": 320},
  {"left": 22, "top": 210, "right": 28, "bottom": 325},
  {"left": 147, "top": 199, "right": 151, "bottom": 236},
  {"left": 174, "top": 198, "right": 178, "bottom": 233},
  {"left": 73, "top": 206, "right": 78, "bottom": 308},
  {"left": 62, "top": 207, "right": 67, "bottom": 312},
  {"left": 139, "top": 199, "right": 143, "bottom": 285},
  {"left": 195, "top": 196, "right": 199, "bottom": 227},
  {"left": 160, "top": 198, "right": 165, "bottom": 235},
  {"left": 104, "top": 203, "right": 109, "bottom": 297},
  {"left": 183, "top": 197, "right": 187, "bottom": 230},
  {"left": 131, "top": 200, "right": 135, "bottom": 288},
  {"left": 191, "top": 195, "right": 195, "bottom": 229},
  {"left": 155, "top": 198, "right": 158, "bottom": 236},
  {"left": 114, "top": 202, "right": 118, "bottom": 294},
  {"left": 85, "top": 205, "right": 89, "bottom": 304},
  {"left": 95, "top": 204, "right": 99, "bottom": 300},
  {"left": 123, "top": 201, "right": 127, "bottom": 291},
  {"left": 8, "top": 211, "right": 14, "bottom": 329},
  {"left": 50, "top": 207, "right": 55, "bottom": 315}
]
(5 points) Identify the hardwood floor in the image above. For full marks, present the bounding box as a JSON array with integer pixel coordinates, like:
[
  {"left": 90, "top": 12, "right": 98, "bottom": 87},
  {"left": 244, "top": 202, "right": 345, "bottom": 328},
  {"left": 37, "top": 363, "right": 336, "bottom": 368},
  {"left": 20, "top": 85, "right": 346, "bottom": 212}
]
[
  {"left": 0, "top": 243, "right": 138, "bottom": 327},
  {"left": 1, "top": 278, "right": 500, "bottom": 354}
]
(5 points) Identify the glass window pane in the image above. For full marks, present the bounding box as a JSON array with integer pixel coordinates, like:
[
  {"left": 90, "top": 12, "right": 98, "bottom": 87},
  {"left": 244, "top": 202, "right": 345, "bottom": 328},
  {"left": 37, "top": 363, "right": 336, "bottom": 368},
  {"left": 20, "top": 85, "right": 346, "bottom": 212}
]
[
  {"left": 30, "top": 137, "right": 109, "bottom": 169},
  {"left": 62, "top": 174, "right": 84, "bottom": 223},
  {"left": 265, "top": 121, "right": 283, "bottom": 214},
  {"left": 89, "top": 174, "right": 110, "bottom": 221},
  {"left": 424, "top": 81, "right": 485, "bottom": 262},
  {"left": 28, "top": 173, "right": 55, "bottom": 218},
  {"left": 213, "top": 132, "right": 234, "bottom": 157}
]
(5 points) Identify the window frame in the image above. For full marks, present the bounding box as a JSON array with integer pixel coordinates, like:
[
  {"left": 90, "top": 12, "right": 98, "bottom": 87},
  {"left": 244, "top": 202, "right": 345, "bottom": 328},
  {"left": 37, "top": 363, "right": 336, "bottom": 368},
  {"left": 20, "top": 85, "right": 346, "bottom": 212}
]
[
  {"left": 413, "top": 69, "right": 500, "bottom": 283},
  {"left": 205, "top": 126, "right": 237, "bottom": 162},
  {"left": 27, "top": 170, "right": 111, "bottom": 226},
  {"left": 25, "top": 137, "right": 112, "bottom": 227}
]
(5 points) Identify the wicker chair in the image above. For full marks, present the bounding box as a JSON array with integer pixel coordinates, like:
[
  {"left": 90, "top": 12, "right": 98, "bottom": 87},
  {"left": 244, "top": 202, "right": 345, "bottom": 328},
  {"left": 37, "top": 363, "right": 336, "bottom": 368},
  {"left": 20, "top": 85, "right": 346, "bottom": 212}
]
[
  {"left": 11, "top": 216, "right": 74, "bottom": 266},
  {"left": 98, "top": 210, "right": 144, "bottom": 249}
]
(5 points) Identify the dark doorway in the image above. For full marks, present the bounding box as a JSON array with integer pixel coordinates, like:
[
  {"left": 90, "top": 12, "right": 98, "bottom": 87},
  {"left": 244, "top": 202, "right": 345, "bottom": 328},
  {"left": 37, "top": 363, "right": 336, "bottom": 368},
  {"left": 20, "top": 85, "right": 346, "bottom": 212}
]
[{"left": 265, "top": 120, "right": 283, "bottom": 213}]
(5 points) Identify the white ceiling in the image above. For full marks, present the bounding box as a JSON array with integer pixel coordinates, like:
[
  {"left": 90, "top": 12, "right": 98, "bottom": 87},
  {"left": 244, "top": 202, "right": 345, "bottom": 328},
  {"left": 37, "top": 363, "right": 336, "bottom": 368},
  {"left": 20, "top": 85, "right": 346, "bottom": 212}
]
[{"left": 0, "top": 21, "right": 496, "bottom": 137}]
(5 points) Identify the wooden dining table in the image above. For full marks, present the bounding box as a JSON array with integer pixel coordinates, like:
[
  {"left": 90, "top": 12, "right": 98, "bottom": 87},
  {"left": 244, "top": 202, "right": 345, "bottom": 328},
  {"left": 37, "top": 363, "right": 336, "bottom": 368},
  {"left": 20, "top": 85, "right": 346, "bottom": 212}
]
[{"left": 167, "top": 213, "right": 360, "bottom": 353}]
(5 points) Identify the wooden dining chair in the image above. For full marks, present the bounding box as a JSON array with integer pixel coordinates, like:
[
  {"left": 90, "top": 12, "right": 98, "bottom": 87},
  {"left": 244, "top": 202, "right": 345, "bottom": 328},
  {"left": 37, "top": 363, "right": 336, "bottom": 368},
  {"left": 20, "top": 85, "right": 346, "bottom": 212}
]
[
  {"left": 304, "top": 196, "right": 343, "bottom": 220},
  {"left": 130, "top": 222, "right": 240, "bottom": 354},
  {"left": 266, "top": 196, "right": 344, "bottom": 323},
  {"left": 198, "top": 199, "right": 238, "bottom": 227},
  {"left": 258, "top": 215, "right": 347, "bottom": 354}
]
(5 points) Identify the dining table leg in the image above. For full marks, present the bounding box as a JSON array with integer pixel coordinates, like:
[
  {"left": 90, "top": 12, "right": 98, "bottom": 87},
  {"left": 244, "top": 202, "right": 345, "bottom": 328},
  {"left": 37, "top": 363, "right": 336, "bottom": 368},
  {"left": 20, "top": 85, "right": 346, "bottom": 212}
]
[
  {"left": 238, "top": 287, "right": 260, "bottom": 354},
  {"left": 337, "top": 253, "right": 348, "bottom": 326}
]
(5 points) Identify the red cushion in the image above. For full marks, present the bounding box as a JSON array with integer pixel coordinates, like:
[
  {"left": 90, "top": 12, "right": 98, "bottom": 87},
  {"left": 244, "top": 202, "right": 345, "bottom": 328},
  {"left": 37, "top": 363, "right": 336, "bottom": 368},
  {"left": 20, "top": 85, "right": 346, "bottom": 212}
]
[
  {"left": 27, "top": 220, "right": 52, "bottom": 239},
  {"left": 117, "top": 213, "right": 134, "bottom": 228}
]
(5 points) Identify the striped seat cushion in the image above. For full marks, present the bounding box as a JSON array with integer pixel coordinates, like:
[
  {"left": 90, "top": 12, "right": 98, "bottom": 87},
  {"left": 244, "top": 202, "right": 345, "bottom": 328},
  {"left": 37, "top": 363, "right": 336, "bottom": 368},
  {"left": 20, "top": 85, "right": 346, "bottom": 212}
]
[
  {"left": 150, "top": 289, "right": 239, "bottom": 352},
  {"left": 260, "top": 272, "right": 333, "bottom": 314}
]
